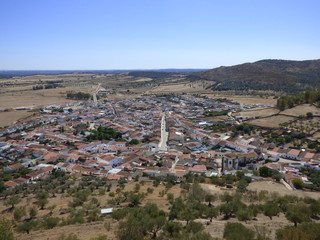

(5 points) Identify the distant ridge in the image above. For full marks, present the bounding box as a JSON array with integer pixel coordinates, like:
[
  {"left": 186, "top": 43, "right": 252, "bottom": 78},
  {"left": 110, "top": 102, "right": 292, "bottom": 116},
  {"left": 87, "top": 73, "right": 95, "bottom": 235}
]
[
  {"left": 196, "top": 59, "right": 320, "bottom": 92},
  {"left": 0, "top": 69, "right": 207, "bottom": 79}
]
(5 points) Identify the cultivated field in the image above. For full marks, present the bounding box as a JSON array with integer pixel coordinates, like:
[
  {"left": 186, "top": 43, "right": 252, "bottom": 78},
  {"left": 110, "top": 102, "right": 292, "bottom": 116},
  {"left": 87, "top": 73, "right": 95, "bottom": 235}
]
[
  {"left": 8, "top": 181, "right": 181, "bottom": 240},
  {"left": 281, "top": 117, "right": 320, "bottom": 135},
  {"left": 201, "top": 182, "right": 320, "bottom": 239},
  {"left": 247, "top": 115, "right": 295, "bottom": 128},
  {"left": 10, "top": 180, "right": 317, "bottom": 240}
]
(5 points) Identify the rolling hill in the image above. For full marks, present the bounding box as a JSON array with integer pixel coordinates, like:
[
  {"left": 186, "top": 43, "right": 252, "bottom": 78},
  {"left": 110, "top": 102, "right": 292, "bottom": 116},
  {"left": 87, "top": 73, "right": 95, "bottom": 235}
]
[{"left": 196, "top": 59, "right": 320, "bottom": 92}]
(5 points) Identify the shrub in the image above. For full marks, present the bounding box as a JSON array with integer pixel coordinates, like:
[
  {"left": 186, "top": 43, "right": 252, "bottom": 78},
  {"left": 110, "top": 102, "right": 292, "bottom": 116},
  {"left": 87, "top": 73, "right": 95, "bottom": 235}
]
[{"left": 223, "top": 222, "right": 255, "bottom": 240}]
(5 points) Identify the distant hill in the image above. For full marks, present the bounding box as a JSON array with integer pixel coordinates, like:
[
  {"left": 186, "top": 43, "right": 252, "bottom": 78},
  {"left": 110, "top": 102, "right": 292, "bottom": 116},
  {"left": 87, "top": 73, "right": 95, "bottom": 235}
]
[
  {"left": 196, "top": 59, "right": 320, "bottom": 92},
  {"left": 0, "top": 69, "right": 207, "bottom": 79}
]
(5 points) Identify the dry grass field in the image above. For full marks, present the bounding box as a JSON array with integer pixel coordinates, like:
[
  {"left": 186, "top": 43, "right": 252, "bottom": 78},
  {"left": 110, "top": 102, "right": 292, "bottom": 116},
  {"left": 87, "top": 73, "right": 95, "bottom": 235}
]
[
  {"left": 0, "top": 88, "right": 78, "bottom": 110},
  {"left": 134, "top": 77, "right": 153, "bottom": 82},
  {"left": 0, "top": 110, "right": 35, "bottom": 127},
  {"left": 235, "top": 108, "right": 280, "bottom": 119},
  {"left": 247, "top": 181, "right": 320, "bottom": 199},
  {"left": 247, "top": 115, "right": 295, "bottom": 128},
  {"left": 203, "top": 94, "right": 277, "bottom": 105},
  {"left": 147, "top": 81, "right": 212, "bottom": 94},
  {"left": 226, "top": 96, "right": 277, "bottom": 105},
  {"left": 280, "top": 104, "right": 320, "bottom": 117},
  {"left": 0, "top": 88, "right": 80, "bottom": 127},
  {"left": 16, "top": 220, "right": 116, "bottom": 240}
]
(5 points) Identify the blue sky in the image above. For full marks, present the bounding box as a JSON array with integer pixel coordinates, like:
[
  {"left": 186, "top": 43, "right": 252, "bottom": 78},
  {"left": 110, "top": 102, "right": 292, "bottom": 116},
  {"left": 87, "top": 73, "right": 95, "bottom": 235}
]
[{"left": 0, "top": 0, "right": 319, "bottom": 70}]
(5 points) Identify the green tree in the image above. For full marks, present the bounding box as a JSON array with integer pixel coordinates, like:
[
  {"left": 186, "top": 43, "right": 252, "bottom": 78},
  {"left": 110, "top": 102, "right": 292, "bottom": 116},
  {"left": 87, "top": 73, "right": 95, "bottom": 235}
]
[
  {"left": 128, "top": 139, "right": 139, "bottom": 145},
  {"left": 185, "top": 221, "right": 204, "bottom": 234},
  {"left": 219, "top": 201, "right": 240, "bottom": 219},
  {"left": 134, "top": 183, "right": 140, "bottom": 193},
  {"left": 147, "top": 187, "right": 154, "bottom": 194},
  {"left": 190, "top": 232, "right": 214, "bottom": 240},
  {"left": 205, "top": 206, "right": 218, "bottom": 222},
  {"left": 292, "top": 179, "right": 304, "bottom": 189},
  {"left": 263, "top": 201, "right": 281, "bottom": 220},
  {"left": 116, "top": 217, "right": 144, "bottom": 240},
  {"left": 220, "top": 193, "right": 234, "bottom": 203},
  {"left": 0, "top": 217, "right": 14, "bottom": 240},
  {"left": 285, "top": 205, "right": 311, "bottom": 227},
  {"left": 169, "top": 197, "right": 185, "bottom": 220},
  {"left": 163, "top": 221, "right": 183, "bottom": 238},
  {"left": 179, "top": 207, "right": 196, "bottom": 225},
  {"left": 259, "top": 167, "right": 272, "bottom": 177},
  {"left": 306, "top": 112, "right": 313, "bottom": 119},
  {"left": 272, "top": 170, "right": 283, "bottom": 182},
  {"left": 16, "top": 219, "right": 38, "bottom": 234},
  {"left": 144, "top": 212, "right": 166, "bottom": 238},
  {"left": 307, "top": 141, "right": 317, "bottom": 149},
  {"left": 205, "top": 194, "right": 217, "bottom": 207},
  {"left": 36, "top": 197, "right": 49, "bottom": 210},
  {"left": 276, "top": 224, "right": 316, "bottom": 240},
  {"left": 236, "top": 208, "right": 253, "bottom": 223},
  {"left": 13, "top": 206, "right": 26, "bottom": 221},
  {"left": 36, "top": 191, "right": 49, "bottom": 209},
  {"left": 42, "top": 217, "right": 60, "bottom": 229},
  {"left": 188, "top": 182, "right": 206, "bottom": 202},
  {"left": 29, "top": 206, "right": 38, "bottom": 219},
  {"left": 223, "top": 222, "right": 255, "bottom": 240},
  {"left": 4, "top": 195, "right": 21, "bottom": 209},
  {"left": 309, "top": 200, "right": 320, "bottom": 218},
  {"left": 128, "top": 192, "right": 144, "bottom": 207},
  {"left": 167, "top": 193, "right": 174, "bottom": 204},
  {"left": 237, "top": 179, "right": 249, "bottom": 193}
]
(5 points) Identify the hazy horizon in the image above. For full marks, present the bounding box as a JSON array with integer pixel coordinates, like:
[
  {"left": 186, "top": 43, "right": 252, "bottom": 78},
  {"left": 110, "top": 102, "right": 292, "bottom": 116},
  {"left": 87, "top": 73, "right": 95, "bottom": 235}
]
[{"left": 1, "top": 0, "right": 320, "bottom": 70}]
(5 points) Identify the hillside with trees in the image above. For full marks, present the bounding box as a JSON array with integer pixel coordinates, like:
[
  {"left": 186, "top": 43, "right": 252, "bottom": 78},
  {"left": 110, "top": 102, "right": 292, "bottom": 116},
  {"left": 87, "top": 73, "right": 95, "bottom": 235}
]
[
  {"left": 1, "top": 170, "right": 320, "bottom": 240},
  {"left": 196, "top": 59, "right": 320, "bottom": 92}
]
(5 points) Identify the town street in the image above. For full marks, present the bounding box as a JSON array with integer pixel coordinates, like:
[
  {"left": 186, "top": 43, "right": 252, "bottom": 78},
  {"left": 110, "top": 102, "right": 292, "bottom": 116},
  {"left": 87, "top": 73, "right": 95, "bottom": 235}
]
[{"left": 158, "top": 112, "right": 168, "bottom": 152}]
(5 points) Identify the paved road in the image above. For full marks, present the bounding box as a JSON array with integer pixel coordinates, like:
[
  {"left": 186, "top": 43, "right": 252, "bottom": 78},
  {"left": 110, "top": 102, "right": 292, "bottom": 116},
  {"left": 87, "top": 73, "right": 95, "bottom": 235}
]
[
  {"left": 158, "top": 113, "right": 168, "bottom": 152},
  {"left": 170, "top": 151, "right": 182, "bottom": 171},
  {"left": 109, "top": 103, "right": 117, "bottom": 115},
  {"left": 92, "top": 83, "right": 101, "bottom": 107}
]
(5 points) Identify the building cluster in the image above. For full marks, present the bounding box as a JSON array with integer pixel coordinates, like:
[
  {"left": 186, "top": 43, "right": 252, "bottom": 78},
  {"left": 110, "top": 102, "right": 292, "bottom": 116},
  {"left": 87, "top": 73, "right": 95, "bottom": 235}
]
[{"left": 0, "top": 94, "right": 319, "bottom": 190}]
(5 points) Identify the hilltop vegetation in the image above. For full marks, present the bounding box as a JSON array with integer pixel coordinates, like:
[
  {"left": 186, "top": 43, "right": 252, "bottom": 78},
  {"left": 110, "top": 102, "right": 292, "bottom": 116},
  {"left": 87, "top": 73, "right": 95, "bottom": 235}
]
[
  {"left": 276, "top": 90, "right": 320, "bottom": 110},
  {"left": 196, "top": 59, "right": 320, "bottom": 93},
  {"left": 66, "top": 92, "right": 91, "bottom": 100},
  {"left": 85, "top": 126, "right": 123, "bottom": 141},
  {"left": 128, "top": 71, "right": 175, "bottom": 79}
]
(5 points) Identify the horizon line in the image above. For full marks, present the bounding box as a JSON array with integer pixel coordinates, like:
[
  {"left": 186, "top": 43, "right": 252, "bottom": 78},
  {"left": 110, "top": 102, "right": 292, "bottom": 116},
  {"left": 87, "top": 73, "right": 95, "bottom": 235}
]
[{"left": 0, "top": 68, "right": 209, "bottom": 71}]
